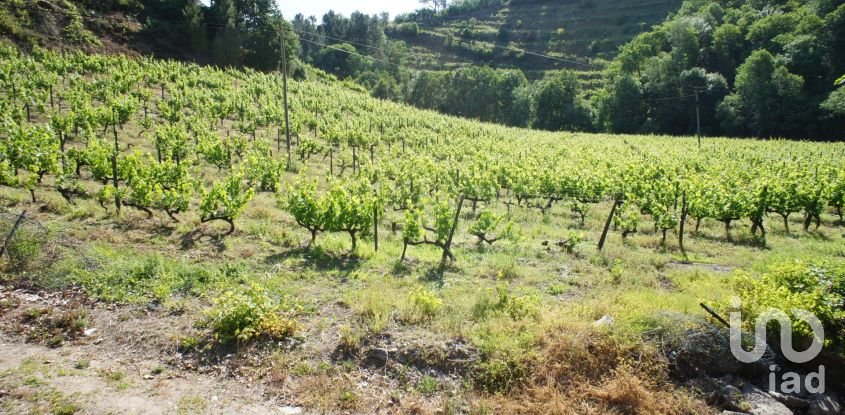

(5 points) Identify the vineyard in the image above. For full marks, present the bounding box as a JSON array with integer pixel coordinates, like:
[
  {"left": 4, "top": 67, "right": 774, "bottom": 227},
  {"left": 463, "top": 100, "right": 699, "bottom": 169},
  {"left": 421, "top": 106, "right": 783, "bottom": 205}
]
[
  {"left": 2, "top": 45, "right": 844, "bottom": 255},
  {"left": 1, "top": 44, "right": 845, "bottom": 414}
]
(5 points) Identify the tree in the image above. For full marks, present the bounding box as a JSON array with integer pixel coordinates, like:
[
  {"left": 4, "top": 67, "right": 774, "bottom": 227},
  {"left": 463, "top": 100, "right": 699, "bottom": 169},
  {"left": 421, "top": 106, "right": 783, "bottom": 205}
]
[
  {"left": 711, "top": 23, "right": 745, "bottom": 83},
  {"left": 717, "top": 50, "right": 805, "bottom": 138},
  {"left": 533, "top": 71, "right": 593, "bottom": 131},
  {"left": 183, "top": 0, "right": 207, "bottom": 54},
  {"left": 680, "top": 67, "right": 728, "bottom": 136},
  {"left": 315, "top": 43, "right": 365, "bottom": 79},
  {"left": 212, "top": 0, "right": 242, "bottom": 67},
  {"left": 419, "top": 0, "right": 448, "bottom": 13},
  {"left": 821, "top": 75, "right": 845, "bottom": 118},
  {"left": 596, "top": 74, "right": 645, "bottom": 133},
  {"left": 371, "top": 72, "right": 402, "bottom": 101},
  {"left": 408, "top": 71, "right": 448, "bottom": 111}
]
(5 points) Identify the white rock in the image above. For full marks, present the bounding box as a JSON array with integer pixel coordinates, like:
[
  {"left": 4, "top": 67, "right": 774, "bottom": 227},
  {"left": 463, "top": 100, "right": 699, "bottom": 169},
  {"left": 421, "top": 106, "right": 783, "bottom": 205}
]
[
  {"left": 593, "top": 315, "right": 614, "bottom": 327},
  {"left": 741, "top": 384, "right": 793, "bottom": 415},
  {"left": 279, "top": 406, "right": 303, "bottom": 415},
  {"left": 83, "top": 328, "right": 97, "bottom": 336}
]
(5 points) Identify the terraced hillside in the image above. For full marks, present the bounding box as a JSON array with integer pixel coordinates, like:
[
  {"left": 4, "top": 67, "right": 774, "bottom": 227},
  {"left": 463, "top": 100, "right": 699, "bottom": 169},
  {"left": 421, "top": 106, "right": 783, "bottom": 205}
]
[{"left": 392, "top": 0, "right": 683, "bottom": 76}]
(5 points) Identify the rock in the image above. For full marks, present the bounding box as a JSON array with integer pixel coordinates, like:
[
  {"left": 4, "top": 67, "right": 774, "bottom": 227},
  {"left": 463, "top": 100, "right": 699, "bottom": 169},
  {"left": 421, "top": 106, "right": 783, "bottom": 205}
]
[
  {"left": 83, "top": 328, "right": 97, "bottom": 337},
  {"left": 720, "top": 412, "right": 749, "bottom": 415},
  {"left": 21, "top": 293, "right": 41, "bottom": 303},
  {"left": 365, "top": 348, "right": 389, "bottom": 366},
  {"left": 717, "top": 384, "right": 747, "bottom": 411},
  {"left": 279, "top": 406, "right": 303, "bottom": 415},
  {"left": 808, "top": 393, "right": 841, "bottom": 415},
  {"left": 741, "top": 384, "right": 793, "bottom": 415},
  {"left": 722, "top": 384, "right": 744, "bottom": 400},
  {"left": 768, "top": 391, "right": 810, "bottom": 409},
  {"left": 593, "top": 315, "right": 614, "bottom": 327}
]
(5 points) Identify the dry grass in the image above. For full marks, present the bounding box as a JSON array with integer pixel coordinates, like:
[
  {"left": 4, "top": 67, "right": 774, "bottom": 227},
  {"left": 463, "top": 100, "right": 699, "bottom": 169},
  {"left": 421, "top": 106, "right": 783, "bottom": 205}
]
[{"left": 481, "top": 326, "right": 711, "bottom": 415}]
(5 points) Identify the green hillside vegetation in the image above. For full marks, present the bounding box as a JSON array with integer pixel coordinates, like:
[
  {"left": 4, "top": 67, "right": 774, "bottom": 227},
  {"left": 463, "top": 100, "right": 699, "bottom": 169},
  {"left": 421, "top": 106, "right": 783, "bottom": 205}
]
[
  {"left": 595, "top": 0, "right": 845, "bottom": 138},
  {"left": 293, "top": 0, "right": 845, "bottom": 139},
  {"left": 1, "top": 42, "right": 845, "bottom": 413},
  {"left": 392, "top": 0, "right": 683, "bottom": 71}
]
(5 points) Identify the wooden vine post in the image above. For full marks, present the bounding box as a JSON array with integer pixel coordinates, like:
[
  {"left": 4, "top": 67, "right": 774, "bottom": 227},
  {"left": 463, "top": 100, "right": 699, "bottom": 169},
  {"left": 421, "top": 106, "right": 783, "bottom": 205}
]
[
  {"left": 0, "top": 211, "right": 27, "bottom": 259},
  {"left": 598, "top": 198, "right": 621, "bottom": 252},
  {"left": 679, "top": 190, "right": 688, "bottom": 255},
  {"left": 111, "top": 108, "right": 121, "bottom": 213},
  {"left": 280, "top": 23, "right": 292, "bottom": 171},
  {"left": 373, "top": 203, "right": 379, "bottom": 252},
  {"left": 440, "top": 196, "right": 465, "bottom": 269}
]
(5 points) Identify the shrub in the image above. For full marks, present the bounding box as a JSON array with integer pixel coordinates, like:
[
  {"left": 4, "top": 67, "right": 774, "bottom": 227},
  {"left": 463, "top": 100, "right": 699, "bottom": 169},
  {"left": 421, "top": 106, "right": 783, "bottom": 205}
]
[
  {"left": 2, "top": 227, "right": 43, "bottom": 272},
  {"left": 337, "top": 324, "right": 364, "bottom": 354},
  {"left": 729, "top": 260, "right": 845, "bottom": 351},
  {"left": 472, "top": 355, "right": 528, "bottom": 393},
  {"left": 473, "top": 284, "right": 540, "bottom": 321},
  {"left": 417, "top": 375, "right": 439, "bottom": 394},
  {"left": 205, "top": 283, "right": 298, "bottom": 344},
  {"left": 396, "top": 22, "right": 420, "bottom": 37},
  {"left": 408, "top": 287, "right": 443, "bottom": 320},
  {"left": 63, "top": 16, "right": 100, "bottom": 46}
]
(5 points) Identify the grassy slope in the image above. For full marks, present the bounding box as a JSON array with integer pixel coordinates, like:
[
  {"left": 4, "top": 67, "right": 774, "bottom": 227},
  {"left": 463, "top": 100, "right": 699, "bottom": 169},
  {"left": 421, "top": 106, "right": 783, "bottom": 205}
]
[
  {"left": 1, "top": 48, "right": 844, "bottom": 413},
  {"left": 392, "top": 0, "right": 682, "bottom": 82}
]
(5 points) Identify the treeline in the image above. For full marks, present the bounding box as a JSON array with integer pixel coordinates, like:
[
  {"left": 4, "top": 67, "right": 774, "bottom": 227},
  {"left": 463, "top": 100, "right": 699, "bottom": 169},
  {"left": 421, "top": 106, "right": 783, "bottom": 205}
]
[
  {"left": 288, "top": 9, "right": 594, "bottom": 130},
  {"left": 140, "top": 0, "right": 299, "bottom": 72},
  {"left": 595, "top": 0, "right": 845, "bottom": 139},
  {"left": 291, "top": 0, "right": 845, "bottom": 140}
]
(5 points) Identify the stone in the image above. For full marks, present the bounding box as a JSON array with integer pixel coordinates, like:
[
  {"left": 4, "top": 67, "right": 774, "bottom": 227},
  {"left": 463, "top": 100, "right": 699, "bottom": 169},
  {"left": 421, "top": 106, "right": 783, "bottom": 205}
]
[
  {"left": 365, "top": 348, "right": 389, "bottom": 366},
  {"left": 718, "top": 384, "right": 746, "bottom": 411},
  {"left": 593, "top": 315, "right": 614, "bottom": 327},
  {"left": 767, "top": 391, "right": 809, "bottom": 409},
  {"left": 279, "top": 406, "right": 303, "bottom": 415},
  {"left": 741, "top": 384, "right": 793, "bottom": 415},
  {"left": 807, "top": 393, "right": 841, "bottom": 415}
]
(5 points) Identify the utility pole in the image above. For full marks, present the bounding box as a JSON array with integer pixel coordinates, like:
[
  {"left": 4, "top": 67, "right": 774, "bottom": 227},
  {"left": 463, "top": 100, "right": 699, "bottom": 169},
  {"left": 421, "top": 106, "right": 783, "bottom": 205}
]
[
  {"left": 694, "top": 87, "right": 702, "bottom": 148},
  {"left": 280, "top": 24, "right": 292, "bottom": 171}
]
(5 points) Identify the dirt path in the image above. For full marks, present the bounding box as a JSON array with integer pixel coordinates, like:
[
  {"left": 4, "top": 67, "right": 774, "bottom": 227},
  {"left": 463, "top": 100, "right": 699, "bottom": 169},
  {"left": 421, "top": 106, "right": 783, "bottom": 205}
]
[{"left": 0, "top": 288, "right": 298, "bottom": 415}]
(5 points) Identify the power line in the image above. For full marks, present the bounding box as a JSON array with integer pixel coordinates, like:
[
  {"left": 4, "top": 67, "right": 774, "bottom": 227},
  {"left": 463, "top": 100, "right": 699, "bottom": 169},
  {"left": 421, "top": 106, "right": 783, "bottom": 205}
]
[
  {"left": 298, "top": 38, "right": 403, "bottom": 68},
  {"left": 412, "top": 28, "right": 602, "bottom": 70},
  {"left": 290, "top": 27, "right": 387, "bottom": 54},
  {"left": 408, "top": 19, "right": 602, "bottom": 69},
  {"left": 620, "top": 94, "right": 697, "bottom": 103}
]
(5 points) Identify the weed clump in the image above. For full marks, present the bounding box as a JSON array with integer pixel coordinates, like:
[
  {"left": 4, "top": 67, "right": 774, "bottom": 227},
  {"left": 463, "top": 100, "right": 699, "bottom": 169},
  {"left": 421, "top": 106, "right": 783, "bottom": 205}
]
[
  {"left": 407, "top": 287, "right": 443, "bottom": 321},
  {"left": 204, "top": 283, "right": 298, "bottom": 344},
  {"left": 15, "top": 306, "right": 88, "bottom": 348},
  {"left": 473, "top": 284, "right": 540, "bottom": 321}
]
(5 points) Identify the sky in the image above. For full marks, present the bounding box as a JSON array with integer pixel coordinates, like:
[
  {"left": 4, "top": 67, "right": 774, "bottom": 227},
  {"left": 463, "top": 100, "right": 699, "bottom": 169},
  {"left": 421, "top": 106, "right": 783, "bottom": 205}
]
[{"left": 276, "top": 0, "right": 422, "bottom": 19}]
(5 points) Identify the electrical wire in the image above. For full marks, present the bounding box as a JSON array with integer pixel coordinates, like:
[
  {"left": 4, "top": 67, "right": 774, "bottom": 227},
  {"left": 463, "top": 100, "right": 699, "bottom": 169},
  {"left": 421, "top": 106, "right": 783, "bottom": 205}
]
[{"left": 298, "top": 38, "right": 403, "bottom": 68}]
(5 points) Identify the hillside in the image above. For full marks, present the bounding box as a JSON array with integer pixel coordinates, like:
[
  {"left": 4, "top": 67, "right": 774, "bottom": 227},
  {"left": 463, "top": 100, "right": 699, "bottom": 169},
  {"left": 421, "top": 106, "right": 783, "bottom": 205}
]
[
  {"left": 390, "top": 0, "right": 683, "bottom": 76},
  {"left": 1, "top": 41, "right": 844, "bottom": 414},
  {"left": 0, "top": 0, "right": 153, "bottom": 57}
]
